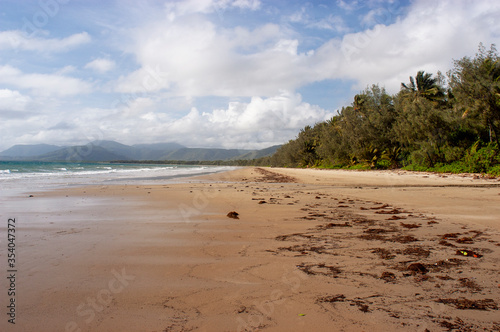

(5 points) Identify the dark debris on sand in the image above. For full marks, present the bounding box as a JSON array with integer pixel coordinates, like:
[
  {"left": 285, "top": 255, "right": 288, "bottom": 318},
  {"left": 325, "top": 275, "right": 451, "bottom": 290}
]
[
  {"left": 316, "top": 294, "right": 346, "bottom": 303},
  {"left": 266, "top": 190, "right": 499, "bottom": 330},
  {"left": 372, "top": 248, "right": 396, "bottom": 260},
  {"left": 255, "top": 168, "right": 297, "bottom": 183},
  {"left": 391, "top": 235, "right": 419, "bottom": 243},
  {"left": 407, "top": 263, "right": 429, "bottom": 274},
  {"left": 437, "top": 298, "right": 498, "bottom": 310},
  {"left": 227, "top": 211, "right": 239, "bottom": 219},
  {"left": 439, "top": 317, "right": 478, "bottom": 331},
  {"left": 380, "top": 271, "right": 397, "bottom": 282},
  {"left": 398, "top": 246, "right": 431, "bottom": 258},
  {"left": 316, "top": 295, "right": 370, "bottom": 312},
  {"left": 316, "top": 222, "right": 352, "bottom": 229},
  {"left": 400, "top": 222, "right": 421, "bottom": 229},
  {"left": 428, "top": 258, "right": 464, "bottom": 272},
  {"left": 297, "top": 263, "right": 342, "bottom": 277}
]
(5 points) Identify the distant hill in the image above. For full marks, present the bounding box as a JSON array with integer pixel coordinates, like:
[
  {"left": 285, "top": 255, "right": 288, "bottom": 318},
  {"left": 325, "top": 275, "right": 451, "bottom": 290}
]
[
  {"left": 133, "top": 142, "right": 185, "bottom": 151},
  {"left": 233, "top": 145, "right": 281, "bottom": 160},
  {"left": 163, "top": 148, "right": 253, "bottom": 161},
  {"left": 0, "top": 140, "right": 280, "bottom": 162},
  {"left": 0, "top": 144, "right": 61, "bottom": 157},
  {"left": 130, "top": 142, "right": 186, "bottom": 160},
  {"left": 93, "top": 140, "right": 137, "bottom": 159},
  {"left": 35, "top": 145, "right": 129, "bottom": 162}
]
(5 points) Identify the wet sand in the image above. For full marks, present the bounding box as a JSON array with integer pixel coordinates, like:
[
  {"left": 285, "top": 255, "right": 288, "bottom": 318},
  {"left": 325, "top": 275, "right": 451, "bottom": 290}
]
[{"left": 1, "top": 167, "right": 499, "bottom": 331}]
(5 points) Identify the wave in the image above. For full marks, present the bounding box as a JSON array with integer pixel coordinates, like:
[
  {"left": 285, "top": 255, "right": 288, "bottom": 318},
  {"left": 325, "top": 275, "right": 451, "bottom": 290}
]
[
  {"left": 0, "top": 163, "right": 234, "bottom": 186},
  {"left": 0, "top": 165, "right": 202, "bottom": 180}
]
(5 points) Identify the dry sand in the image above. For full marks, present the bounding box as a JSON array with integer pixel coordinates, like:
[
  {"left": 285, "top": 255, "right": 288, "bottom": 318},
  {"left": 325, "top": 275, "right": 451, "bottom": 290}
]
[{"left": 1, "top": 167, "right": 500, "bottom": 331}]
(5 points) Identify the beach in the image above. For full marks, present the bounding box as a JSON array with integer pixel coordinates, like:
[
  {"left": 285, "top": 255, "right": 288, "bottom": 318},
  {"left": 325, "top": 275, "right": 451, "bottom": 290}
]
[{"left": 1, "top": 167, "right": 500, "bottom": 331}]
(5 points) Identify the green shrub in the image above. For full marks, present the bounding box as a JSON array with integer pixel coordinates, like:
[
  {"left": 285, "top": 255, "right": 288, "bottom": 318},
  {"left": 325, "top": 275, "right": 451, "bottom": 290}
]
[
  {"left": 347, "top": 164, "right": 371, "bottom": 170},
  {"left": 408, "top": 142, "right": 440, "bottom": 168},
  {"left": 441, "top": 145, "right": 465, "bottom": 163},
  {"left": 488, "top": 165, "right": 500, "bottom": 176},
  {"left": 464, "top": 141, "right": 499, "bottom": 173},
  {"left": 402, "top": 164, "right": 430, "bottom": 172},
  {"left": 431, "top": 162, "right": 469, "bottom": 174},
  {"left": 375, "top": 159, "right": 390, "bottom": 169}
]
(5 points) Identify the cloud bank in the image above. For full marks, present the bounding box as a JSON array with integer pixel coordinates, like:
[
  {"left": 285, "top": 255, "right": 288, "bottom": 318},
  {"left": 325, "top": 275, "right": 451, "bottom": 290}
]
[
  {"left": 118, "top": 0, "right": 500, "bottom": 98},
  {"left": 1, "top": 0, "right": 500, "bottom": 151}
]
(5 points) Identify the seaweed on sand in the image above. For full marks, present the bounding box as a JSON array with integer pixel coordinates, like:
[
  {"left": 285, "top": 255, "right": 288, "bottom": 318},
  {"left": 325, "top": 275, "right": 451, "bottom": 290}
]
[
  {"left": 297, "top": 263, "right": 341, "bottom": 277},
  {"left": 437, "top": 298, "right": 498, "bottom": 310}
]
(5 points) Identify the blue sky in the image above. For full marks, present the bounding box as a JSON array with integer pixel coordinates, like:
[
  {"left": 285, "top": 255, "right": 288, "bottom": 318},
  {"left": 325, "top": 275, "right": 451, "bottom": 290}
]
[{"left": 1, "top": 0, "right": 499, "bottom": 151}]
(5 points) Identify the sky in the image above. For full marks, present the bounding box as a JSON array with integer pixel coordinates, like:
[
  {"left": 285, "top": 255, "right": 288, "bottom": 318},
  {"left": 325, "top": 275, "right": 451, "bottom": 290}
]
[{"left": 1, "top": 0, "right": 499, "bottom": 151}]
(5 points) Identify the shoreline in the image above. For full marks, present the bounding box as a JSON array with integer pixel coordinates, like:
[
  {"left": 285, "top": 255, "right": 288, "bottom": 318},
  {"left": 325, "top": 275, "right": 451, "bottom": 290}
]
[{"left": 1, "top": 167, "right": 499, "bottom": 331}]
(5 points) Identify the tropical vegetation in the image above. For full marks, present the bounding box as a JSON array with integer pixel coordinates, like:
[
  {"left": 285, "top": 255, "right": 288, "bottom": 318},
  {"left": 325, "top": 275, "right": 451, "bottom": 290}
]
[{"left": 255, "top": 43, "right": 500, "bottom": 175}]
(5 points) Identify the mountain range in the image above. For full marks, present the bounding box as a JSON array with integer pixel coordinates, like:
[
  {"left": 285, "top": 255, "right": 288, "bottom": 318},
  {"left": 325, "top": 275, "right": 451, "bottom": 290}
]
[{"left": 0, "top": 141, "right": 280, "bottom": 162}]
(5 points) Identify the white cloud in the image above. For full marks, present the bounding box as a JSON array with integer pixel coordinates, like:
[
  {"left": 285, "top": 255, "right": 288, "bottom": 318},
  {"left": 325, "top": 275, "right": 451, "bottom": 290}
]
[
  {"left": 7, "top": 91, "right": 330, "bottom": 150},
  {"left": 232, "top": 0, "right": 260, "bottom": 10},
  {"left": 334, "top": 0, "right": 500, "bottom": 92},
  {"left": 118, "top": 0, "right": 500, "bottom": 102},
  {"left": 115, "top": 90, "right": 332, "bottom": 148},
  {"left": 106, "top": 0, "right": 500, "bottom": 150},
  {"left": 117, "top": 15, "right": 316, "bottom": 97},
  {"left": 360, "top": 8, "right": 387, "bottom": 27},
  {"left": 115, "top": 65, "right": 170, "bottom": 94},
  {"left": 165, "top": 0, "right": 260, "bottom": 20},
  {"left": 121, "top": 97, "right": 155, "bottom": 117},
  {"left": 85, "top": 58, "right": 116, "bottom": 73},
  {"left": 55, "top": 65, "right": 77, "bottom": 75},
  {"left": 307, "top": 15, "right": 347, "bottom": 32},
  {"left": 0, "top": 65, "right": 92, "bottom": 96},
  {"left": 289, "top": 7, "right": 307, "bottom": 23},
  {"left": 287, "top": 5, "right": 348, "bottom": 32},
  {"left": 0, "top": 89, "right": 32, "bottom": 112},
  {"left": 3, "top": 0, "right": 500, "bottom": 151},
  {"left": 0, "top": 31, "right": 91, "bottom": 52},
  {"left": 336, "top": 0, "right": 363, "bottom": 12}
]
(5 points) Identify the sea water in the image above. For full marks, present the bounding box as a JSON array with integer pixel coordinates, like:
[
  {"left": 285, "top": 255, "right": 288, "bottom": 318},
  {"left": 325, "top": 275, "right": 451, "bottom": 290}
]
[{"left": 0, "top": 161, "right": 235, "bottom": 197}]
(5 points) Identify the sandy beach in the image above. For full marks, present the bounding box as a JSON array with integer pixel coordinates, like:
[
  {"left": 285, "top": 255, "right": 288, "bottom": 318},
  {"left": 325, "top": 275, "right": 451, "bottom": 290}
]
[{"left": 1, "top": 167, "right": 500, "bottom": 331}]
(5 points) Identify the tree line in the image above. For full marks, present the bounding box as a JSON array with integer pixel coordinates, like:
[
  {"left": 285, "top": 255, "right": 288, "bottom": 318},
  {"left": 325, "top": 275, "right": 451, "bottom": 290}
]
[{"left": 255, "top": 43, "right": 500, "bottom": 175}]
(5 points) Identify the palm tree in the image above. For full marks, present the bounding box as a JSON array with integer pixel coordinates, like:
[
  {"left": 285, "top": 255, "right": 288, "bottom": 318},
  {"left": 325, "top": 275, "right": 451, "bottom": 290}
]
[{"left": 401, "top": 71, "right": 444, "bottom": 102}]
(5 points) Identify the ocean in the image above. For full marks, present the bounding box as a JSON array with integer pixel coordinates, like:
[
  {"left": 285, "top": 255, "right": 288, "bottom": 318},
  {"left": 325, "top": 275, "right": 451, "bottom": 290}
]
[{"left": 0, "top": 161, "right": 235, "bottom": 197}]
